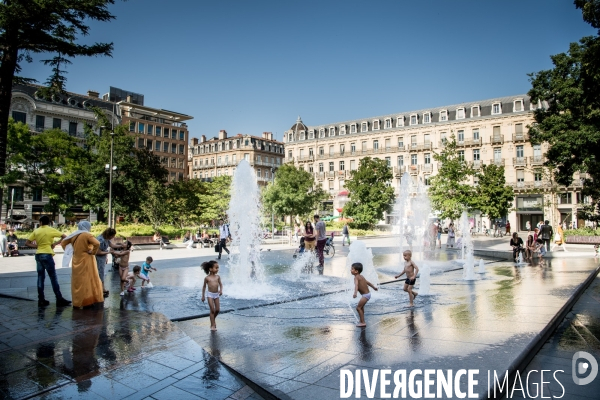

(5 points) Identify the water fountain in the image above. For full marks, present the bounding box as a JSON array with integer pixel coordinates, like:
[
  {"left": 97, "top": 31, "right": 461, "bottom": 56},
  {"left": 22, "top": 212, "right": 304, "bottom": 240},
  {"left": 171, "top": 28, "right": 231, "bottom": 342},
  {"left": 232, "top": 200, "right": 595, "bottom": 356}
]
[
  {"left": 478, "top": 258, "right": 486, "bottom": 274},
  {"left": 460, "top": 211, "right": 476, "bottom": 280},
  {"left": 346, "top": 241, "right": 379, "bottom": 290}
]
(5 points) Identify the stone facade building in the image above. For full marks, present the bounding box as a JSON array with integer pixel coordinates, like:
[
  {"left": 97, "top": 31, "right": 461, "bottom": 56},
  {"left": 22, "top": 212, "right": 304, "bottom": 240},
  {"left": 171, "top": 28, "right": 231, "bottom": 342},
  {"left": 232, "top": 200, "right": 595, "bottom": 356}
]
[
  {"left": 283, "top": 95, "right": 587, "bottom": 231},
  {"left": 188, "top": 131, "right": 285, "bottom": 186}
]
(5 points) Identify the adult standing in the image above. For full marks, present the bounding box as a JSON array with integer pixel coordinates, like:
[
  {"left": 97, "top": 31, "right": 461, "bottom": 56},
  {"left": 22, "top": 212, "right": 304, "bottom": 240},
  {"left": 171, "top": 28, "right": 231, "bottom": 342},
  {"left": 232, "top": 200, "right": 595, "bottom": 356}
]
[
  {"left": 552, "top": 224, "right": 568, "bottom": 252},
  {"left": 25, "top": 216, "right": 71, "bottom": 307},
  {"left": 0, "top": 229, "right": 7, "bottom": 257},
  {"left": 61, "top": 221, "right": 104, "bottom": 308},
  {"left": 6, "top": 228, "right": 18, "bottom": 255},
  {"left": 303, "top": 221, "right": 316, "bottom": 251},
  {"left": 506, "top": 221, "right": 511, "bottom": 234},
  {"left": 446, "top": 223, "right": 455, "bottom": 248},
  {"left": 342, "top": 222, "right": 351, "bottom": 246},
  {"left": 539, "top": 220, "right": 553, "bottom": 252},
  {"left": 217, "top": 219, "right": 231, "bottom": 260},
  {"left": 314, "top": 215, "right": 327, "bottom": 274},
  {"left": 95, "top": 227, "right": 120, "bottom": 297},
  {"left": 526, "top": 220, "right": 531, "bottom": 233},
  {"left": 437, "top": 221, "right": 442, "bottom": 249}
]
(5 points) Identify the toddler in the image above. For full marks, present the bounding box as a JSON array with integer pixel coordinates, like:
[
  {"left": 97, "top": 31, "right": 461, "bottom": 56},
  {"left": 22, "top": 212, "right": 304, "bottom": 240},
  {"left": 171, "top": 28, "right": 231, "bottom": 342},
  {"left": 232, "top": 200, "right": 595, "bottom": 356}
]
[
  {"left": 201, "top": 260, "right": 223, "bottom": 331},
  {"left": 116, "top": 241, "right": 132, "bottom": 296},
  {"left": 395, "top": 250, "right": 419, "bottom": 307},
  {"left": 140, "top": 256, "right": 157, "bottom": 288},
  {"left": 126, "top": 265, "right": 142, "bottom": 292},
  {"left": 351, "top": 262, "right": 378, "bottom": 327}
]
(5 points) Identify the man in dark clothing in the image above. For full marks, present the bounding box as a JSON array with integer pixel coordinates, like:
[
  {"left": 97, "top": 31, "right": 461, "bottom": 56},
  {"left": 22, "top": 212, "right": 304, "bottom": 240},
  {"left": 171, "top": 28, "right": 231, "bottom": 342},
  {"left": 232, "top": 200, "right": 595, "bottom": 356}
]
[
  {"left": 217, "top": 219, "right": 231, "bottom": 260},
  {"left": 539, "top": 220, "right": 553, "bottom": 252}
]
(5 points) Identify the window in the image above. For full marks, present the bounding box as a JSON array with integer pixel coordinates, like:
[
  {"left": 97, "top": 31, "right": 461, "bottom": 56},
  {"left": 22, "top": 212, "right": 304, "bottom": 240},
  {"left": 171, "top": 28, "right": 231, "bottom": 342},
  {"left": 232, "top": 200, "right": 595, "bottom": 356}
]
[
  {"left": 137, "top": 122, "right": 144, "bottom": 134},
  {"left": 32, "top": 188, "right": 43, "bottom": 202},
  {"left": 164, "top": 128, "right": 170, "bottom": 138},
  {"left": 35, "top": 115, "right": 45, "bottom": 131},
  {"left": 163, "top": 142, "right": 169, "bottom": 152},
  {"left": 309, "top": 148, "right": 314, "bottom": 157},
  {"left": 410, "top": 115, "right": 417, "bottom": 125},
  {"left": 299, "top": 149, "right": 304, "bottom": 159},
  {"left": 319, "top": 163, "right": 324, "bottom": 172},
  {"left": 492, "top": 103, "right": 502, "bottom": 114},
  {"left": 308, "top": 130, "right": 315, "bottom": 139},
  {"left": 411, "top": 135, "right": 417, "bottom": 148},
  {"left": 361, "top": 141, "right": 367, "bottom": 151},
  {"left": 398, "top": 137, "right": 404, "bottom": 148},
  {"left": 424, "top": 153, "right": 431, "bottom": 164},
  {"left": 319, "top": 147, "right": 324, "bottom": 156},
  {"left": 424, "top": 134, "right": 431, "bottom": 145},
  {"left": 396, "top": 116, "right": 404, "bottom": 127},
  {"left": 473, "top": 149, "right": 480, "bottom": 161},
  {"left": 319, "top": 128, "right": 325, "bottom": 138},
  {"left": 535, "top": 172, "right": 543, "bottom": 182},
  {"left": 471, "top": 105, "right": 480, "bottom": 117},
  {"left": 516, "top": 145, "right": 524, "bottom": 158},
  {"left": 373, "top": 120, "right": 380, "bottom": 130},
  {"left": 439, "top": 110, "right": 447, "bottom": 121},
  {"left": 457, "top": 130, "right": 464, "bottom": 142},
  {"left": 361, "top": 122, "right": 368, "bottom": 132},
  {"left": 351, "top": 143, "right": 356, "bottom": 153},
  {"left": 350, "top": 160, "right": 356, "bottom": 170},
  {"left": 384, "top": 119, "right": 391, "bottom": 129},
  {"left": 339, "top": 125, "right": 346, "bottom": 135},
  {"left": 533, "top": 144, "right": 542, "bottom": 158},
  {"left": 129, "top": 121, "right": 135, "bottom": 132},
  {"left": 517, "top": 170, "right": 525, "bottom": 183},
  {"left": 11, "top": 111, "right": 26, "bottom": 123},
  {"left": 147, "top": 139, "right": 153, "bottom": 150},
  {"left": 138, "top": 138, "right": 144, "bottom": 148},
  {"left": 340, "top": 161, "right": 345, "bottom": 170},
  {"left": 458, "top": 150, "right": 465, "bottom": 161},
  {"left": 340, "top": 144, "right": 345, "bottom": 155},
  {"left": 411, "top": 154, "right": 417, "bottom": 165},
  {"left": 171, "top": 130, "right": 176, "bottom": 139},
  {"left": 67, "top": 121, "right": 77, "bottom": 136},
  {"left": 329, "top": 162, "right": 335, "bottom": 171},
  {"left": 397, "top": 156, "right": 404, "bottom": 167},
  {"left": 256, "top": 169, "right": 261, "bottom": 178},
  {"left": 456, "top": 108, "right": 465, "bottom": 119},
  {"left": 385, "top": 138, "right": 391, "bottom": 149},
  {"left": 148, "top": 125, "right": 154, "bottom": 135},
  {"left": 514, "top": 99, "right": 523, "bottom": 112},
  {"left": 309, "top": 164, "right": 314, "bottom": 173},
  {"left": 9, "top": 186, "right": 24, "bottom": 202},
  {"left": 493, "top": 126, "right": 501, "bottom": 140},
  {"left": 329, "top": 127, "right": 335, "bottom": 137},
  {"left": 440, "top": 132, "right": 447, "bottom": 144},
  {"left": 171, "top": 143, "right": 177, "bottom": 153},
  {"left": 515, "top": 123, "right": 524, "bottom": 138},
  {"left": 155, "top": 141, "right": 161, "bottom": 151},
  {"left": 424, "top": 176, "right": 431, "bottom": 186},
  {"left": 288, "top": 133, "right": 293, "bottom": 142},
  {"left": 179, "top": 144, "right": 184, "bottom": 154},
  {"left": 53, "top": 118, "right": 62, "bottom": 129},
  {"left": 156, "top": 126, "right": 161, "bottom": 136},
  {"left": 329, "top": 145, "right": 334, "bottom": 156},
  {"left": 473, "top": 129, "right": 480, "bottom": 140},
  {"left": 423, "top": 113, "right": 431, "bottom": 123},
  {"left": 350, "top": 124, "right": 357, "bottom": 133},
  {"left": 373, "top": 140, "right": 379, "bottom": 150}
]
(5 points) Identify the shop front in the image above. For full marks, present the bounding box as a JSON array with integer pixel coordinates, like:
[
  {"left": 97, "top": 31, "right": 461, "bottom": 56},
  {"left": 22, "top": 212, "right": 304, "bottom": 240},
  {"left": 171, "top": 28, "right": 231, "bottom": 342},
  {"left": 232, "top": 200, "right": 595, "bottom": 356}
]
[{"left": 516, "top": 195, "right": 544, "bottom": 231}]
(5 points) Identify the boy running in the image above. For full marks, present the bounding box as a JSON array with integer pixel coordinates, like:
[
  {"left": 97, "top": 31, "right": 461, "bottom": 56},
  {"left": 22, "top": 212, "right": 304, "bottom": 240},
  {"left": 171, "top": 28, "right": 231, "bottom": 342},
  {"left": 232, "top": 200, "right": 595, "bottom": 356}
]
[
  {"left": 351, "top": 262, "right": 378, "bottom": 327},
  {"left": 395, "top": 250, "right": 419, "bottom": 306}
]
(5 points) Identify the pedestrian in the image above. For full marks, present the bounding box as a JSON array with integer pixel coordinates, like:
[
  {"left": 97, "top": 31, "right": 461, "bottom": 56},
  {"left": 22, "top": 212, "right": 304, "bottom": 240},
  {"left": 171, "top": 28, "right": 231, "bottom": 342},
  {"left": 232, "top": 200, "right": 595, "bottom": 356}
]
[
  {"left": 217, "top": 219, "right": 231, "bottom": 260},
  {"left": 510, "top": 232, "right": 524, "bottom": 262},
  {"left": 342, "top": 222, "right": 351, "bottom": 246},
  {"left": 0, "top": 229, "right": 7, "bottom": 257},
  {"left": 437, "top": 221, "right": 442, "bottom": 248},
  {"left": 506, "top": 221, "right": 511, "bottom": 234},
  {"left": 114, "top": 241, "right": 133, "bottom": 296},
  {"left": 539, "top": 220, "right": 553, "bottom": 252},
  {"left": 60, "top": 221, "right": 104, "bottom": 308},
  {"left": 394, "top": 250, "right": 419, "bottom": 307},
  {"left": 153, "top": 231, "right": 165, "bottom": 250},
  {"left": 140, "top": 256, "right": 157, "bottom": 287},
  {"left": 526, "top": 220, "right": 531, "bottom": 233},
  {"left": 533, "top": 227, "right": 540, "bottom": 242},
  {"left": 201, "top": 260, "right": 223, "bottom": 331},
  {"left": 6, "top": 228, "right": 18, "bottom": 256},
  {"left": 303, "top": 221, "right": 316, "bottom": 251},
  {"left": 351, "top": 262, "right": 378, "bottom": 327},
  {"left": 552, "top": 225, "right": 568, "bottom": 252},
  {"left": 525, "top": 234, "right": 534, "bottom": 261},
  {"left": 95, "top": 227, "right": 120, "bottom": 297},
  {"left": 446, "top": 223, "right": 455, "bottom": 248},
  {"left": 25, "top": 216, "right": 72, "bottom": 307},
  {"left": 314, "top": 215, "right": 327, "bottom": 274}
]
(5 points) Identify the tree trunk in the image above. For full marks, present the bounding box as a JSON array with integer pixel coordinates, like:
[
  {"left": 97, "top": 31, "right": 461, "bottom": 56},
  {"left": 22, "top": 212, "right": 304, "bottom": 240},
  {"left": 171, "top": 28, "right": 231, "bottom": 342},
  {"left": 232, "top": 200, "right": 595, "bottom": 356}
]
[{"left": 0, "top": 37, "right": 19, "bottom": 223}]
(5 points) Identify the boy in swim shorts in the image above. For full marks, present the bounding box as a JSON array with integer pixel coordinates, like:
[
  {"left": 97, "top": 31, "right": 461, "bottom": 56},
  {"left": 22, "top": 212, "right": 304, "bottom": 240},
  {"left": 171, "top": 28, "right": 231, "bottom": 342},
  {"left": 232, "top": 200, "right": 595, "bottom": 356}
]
[
  {"left": 201, "top": 260, "right": 223, "bottom": 331},
  {"left": 351, "top": 262, "right": 378, "bottom": 327},
  {"left": 395, "top": 250, "right": 419, "bottom": 307}
]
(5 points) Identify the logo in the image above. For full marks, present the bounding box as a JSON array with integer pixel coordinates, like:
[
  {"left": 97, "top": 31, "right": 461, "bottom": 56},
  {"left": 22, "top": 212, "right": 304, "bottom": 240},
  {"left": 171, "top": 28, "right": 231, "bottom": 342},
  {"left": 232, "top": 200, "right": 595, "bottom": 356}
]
[{"left": 572, "top": 351, "right": 598, "bottom": 385}]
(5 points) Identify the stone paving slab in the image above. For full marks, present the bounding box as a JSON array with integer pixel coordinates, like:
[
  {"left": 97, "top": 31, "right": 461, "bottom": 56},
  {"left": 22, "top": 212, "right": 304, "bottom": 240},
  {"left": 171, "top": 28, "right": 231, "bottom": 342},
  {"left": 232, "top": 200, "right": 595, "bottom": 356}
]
[{"left": 176, "top": 258, "right": 600, "bottom": 399}]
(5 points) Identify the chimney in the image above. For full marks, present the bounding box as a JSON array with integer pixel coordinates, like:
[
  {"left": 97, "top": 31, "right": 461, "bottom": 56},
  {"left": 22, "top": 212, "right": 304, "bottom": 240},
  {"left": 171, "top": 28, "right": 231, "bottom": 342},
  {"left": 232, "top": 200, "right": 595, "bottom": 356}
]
[
  {"left": 218, "top": 130, "right": 227, "bottom": 140},
  {"left": 191, "top": 138, "right": 199, "bottom": 146},
  {"left": 87, "top": 90, "right": 99, "bottom": 98},
  {"left": 200, "top": 135, "right": 206, "bottom": 143},
  {"left": 263, "top": 132, "right": 273, "bottom": 140},
  {"left": 126, "top": 95, "right": 132, "bottom": 103}
]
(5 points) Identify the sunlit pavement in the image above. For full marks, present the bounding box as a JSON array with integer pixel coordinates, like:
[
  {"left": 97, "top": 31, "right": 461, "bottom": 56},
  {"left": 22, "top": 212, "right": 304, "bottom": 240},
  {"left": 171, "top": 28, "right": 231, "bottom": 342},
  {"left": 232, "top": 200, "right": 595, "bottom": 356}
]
[{"left": 0, "top": 238, "right": 599, "bottom": 399}]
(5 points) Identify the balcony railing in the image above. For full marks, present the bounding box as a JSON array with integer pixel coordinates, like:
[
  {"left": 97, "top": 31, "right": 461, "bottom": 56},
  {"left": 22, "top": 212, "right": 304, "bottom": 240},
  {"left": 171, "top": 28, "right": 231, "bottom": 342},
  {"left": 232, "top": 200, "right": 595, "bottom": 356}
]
[
  {"left": 285, "top": 157, "right": 294, "bottom": 163},
  {"left": 409, "top": 165, "right": 419, "bottom": 174},
  {"left": 491, "top": 135, "right": 504, "bottom": 145},
  {"left": 529, "top": 155, "right": 545, "bottom": 165},
  {"left": 471, "top": 160, "right": 482, "bottom": 169},
  {"left": 409, "top": 143, "right": 432, "bottom": 151},
  {"left": 422, "top": 164, "right": 433, "bottom": 172},
  {"left": 493, "top": 158, "right": 505, "bottom": 166},
  {"left": 394, "top": 166, "right": 407, "bottom": 175},
  {"left": 513, "top": 157, "right": 527, "bottom": 166},
  {"left": 512, "top": 133, "right": 529, "bottom": 142}
]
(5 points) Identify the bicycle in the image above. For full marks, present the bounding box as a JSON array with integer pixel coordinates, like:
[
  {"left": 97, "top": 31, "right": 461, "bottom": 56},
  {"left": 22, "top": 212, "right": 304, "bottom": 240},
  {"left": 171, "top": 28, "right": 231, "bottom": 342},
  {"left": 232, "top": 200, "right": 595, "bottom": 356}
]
[{"left": 323, "top": 241, "right": 335, "bottom": 258}]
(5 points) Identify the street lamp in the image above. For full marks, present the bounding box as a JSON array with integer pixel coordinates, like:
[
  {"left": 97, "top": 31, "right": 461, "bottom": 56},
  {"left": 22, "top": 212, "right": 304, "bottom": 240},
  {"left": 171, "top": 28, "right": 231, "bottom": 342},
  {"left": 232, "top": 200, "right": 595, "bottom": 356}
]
[{"left": 102, "top": 127, "right": 116, "bottom": 227}]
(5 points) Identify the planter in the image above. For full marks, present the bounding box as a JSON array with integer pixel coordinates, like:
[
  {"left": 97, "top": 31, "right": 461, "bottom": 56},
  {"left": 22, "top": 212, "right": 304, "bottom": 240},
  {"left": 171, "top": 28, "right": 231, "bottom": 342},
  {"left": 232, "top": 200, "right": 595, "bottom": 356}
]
[{"left": 565, "top": 235, "right": 600, "bottom": 244}]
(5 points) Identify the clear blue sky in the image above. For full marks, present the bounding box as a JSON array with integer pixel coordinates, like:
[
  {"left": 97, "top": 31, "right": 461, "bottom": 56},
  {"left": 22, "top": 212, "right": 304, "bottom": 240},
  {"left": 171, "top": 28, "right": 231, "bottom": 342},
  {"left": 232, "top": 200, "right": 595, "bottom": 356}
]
[{"left": 20, "top": 0, "right": 596, "bottom": 142}]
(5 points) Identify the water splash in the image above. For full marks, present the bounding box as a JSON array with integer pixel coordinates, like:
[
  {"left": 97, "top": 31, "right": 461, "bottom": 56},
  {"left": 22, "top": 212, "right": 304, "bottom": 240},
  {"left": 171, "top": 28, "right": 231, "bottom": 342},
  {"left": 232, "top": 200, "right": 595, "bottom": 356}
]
[
  {"left": 345, "top": 241, "right": 380, "bottom": 290},
  {"left": 419, "top": 262, "right": 431, "bottom": 295},
  {"left": 460, "top": 211, "right": 476, "bottom": 280},
  {"left": 478, "top": 258, "right": 486, "bottom": 274}
]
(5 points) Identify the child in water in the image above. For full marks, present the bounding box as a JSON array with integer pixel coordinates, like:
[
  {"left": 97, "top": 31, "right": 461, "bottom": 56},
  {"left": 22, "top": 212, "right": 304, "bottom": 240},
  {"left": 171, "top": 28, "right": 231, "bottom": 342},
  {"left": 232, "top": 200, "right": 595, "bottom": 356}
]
[
  {"left": 201, "top": 260, "right": 223, "bottom": 331},
  {"left": 351, "top": 262, "right": 378, "bottom": 328},
  {"left": 126, "top": 265, "right": 142, "bottom": 292},
  {"left": 395, "top": 250, "right": 419, "bottom": 307},
  {"left": 115, "top": 241, "right": 132, "bottom": 296}
]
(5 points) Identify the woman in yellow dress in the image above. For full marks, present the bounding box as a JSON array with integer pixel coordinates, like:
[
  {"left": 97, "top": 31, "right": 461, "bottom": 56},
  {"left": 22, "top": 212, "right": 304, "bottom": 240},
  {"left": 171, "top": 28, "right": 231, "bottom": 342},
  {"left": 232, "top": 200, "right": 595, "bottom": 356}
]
[{"left": 61, "top": 221, "right": 104, "bottom": 308}]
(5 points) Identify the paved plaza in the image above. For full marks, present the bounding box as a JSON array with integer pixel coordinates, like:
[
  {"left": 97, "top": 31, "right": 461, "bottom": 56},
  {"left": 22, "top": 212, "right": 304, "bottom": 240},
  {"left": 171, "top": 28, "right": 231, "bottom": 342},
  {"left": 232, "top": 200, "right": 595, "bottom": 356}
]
[{"left": 0, "top": 237, "right": 598, "bottom": 399}]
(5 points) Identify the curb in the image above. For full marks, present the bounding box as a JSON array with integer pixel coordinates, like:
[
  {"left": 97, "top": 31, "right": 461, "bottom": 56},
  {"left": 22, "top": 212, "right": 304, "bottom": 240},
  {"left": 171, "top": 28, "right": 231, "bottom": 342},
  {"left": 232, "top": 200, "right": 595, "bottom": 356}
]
[{"left": 479, "top": 264, "right": 600, "bottom": 399}]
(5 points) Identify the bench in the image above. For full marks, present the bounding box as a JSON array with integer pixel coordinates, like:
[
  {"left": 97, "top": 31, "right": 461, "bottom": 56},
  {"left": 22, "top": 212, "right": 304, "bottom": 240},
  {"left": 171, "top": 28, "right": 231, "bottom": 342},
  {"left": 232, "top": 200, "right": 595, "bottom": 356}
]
[
  {"left": 16, "top": 238, "right": 34, "bottom": 250},
  {"left": 125, "top": 235, "right": 172, "bottom": 249},
  {"left": 565, "top": 235, "right": 600, "bottom": 245}
]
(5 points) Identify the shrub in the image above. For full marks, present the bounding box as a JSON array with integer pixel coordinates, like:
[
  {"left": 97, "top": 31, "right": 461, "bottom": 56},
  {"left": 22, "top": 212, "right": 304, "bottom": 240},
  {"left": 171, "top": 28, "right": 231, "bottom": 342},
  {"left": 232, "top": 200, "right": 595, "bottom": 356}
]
[{"left": 564, "top": 228, "right": 600, "bottom": 237}]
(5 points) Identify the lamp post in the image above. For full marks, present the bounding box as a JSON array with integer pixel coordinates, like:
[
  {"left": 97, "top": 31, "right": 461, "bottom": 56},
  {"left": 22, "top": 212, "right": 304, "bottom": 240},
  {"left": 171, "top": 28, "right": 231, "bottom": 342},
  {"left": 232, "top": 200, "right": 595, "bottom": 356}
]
[{"left": 102, "top": 127, "right": 116, "bottom": 227}]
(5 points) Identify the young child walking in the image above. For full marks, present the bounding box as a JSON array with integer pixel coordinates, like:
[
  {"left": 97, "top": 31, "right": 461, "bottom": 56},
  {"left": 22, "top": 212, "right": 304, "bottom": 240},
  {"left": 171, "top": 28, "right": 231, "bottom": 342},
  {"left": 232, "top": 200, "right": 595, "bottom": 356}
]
[
  {"left": 126, "top": 265, "right": 143, "bottom": 292},
  {"left": 395, "top": 250, "right": 419, "bottom": 307},
  {"left": 116, "top": 241, "right": 132, "bottom": 296},
  {"left": 351, "top": 262, "right": 378, "bottom": 328},
  {"left": 201, "top": 260, "right": 223, "bottom": 331},
  {"left": 140, "top": 256, "right": 157, "bottom": 288}
]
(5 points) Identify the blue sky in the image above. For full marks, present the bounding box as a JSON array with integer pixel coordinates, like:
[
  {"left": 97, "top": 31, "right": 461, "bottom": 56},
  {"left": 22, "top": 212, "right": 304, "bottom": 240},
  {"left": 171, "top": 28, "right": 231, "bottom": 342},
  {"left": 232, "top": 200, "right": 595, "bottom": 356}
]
[{"left": 20, "top": 0, "right": 596, "bottom": 142}]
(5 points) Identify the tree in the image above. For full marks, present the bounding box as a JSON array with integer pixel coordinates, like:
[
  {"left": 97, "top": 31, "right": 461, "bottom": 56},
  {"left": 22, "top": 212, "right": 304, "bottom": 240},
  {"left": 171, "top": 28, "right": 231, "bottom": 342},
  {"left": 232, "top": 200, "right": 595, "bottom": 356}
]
[
  {"left": 262, "top": 163, "right": 326, "bottom": 226},
  {"left": 166, "top": 178, "right": 206, "bottom": 228},
  {"left": 197, "top": 175, "right": 232, "bottom": 224},
  {"left": 428, "top": 134, "right": 475, "bottom": 220},
  {"left": 473, "top": 164, "right": 514, "bottom": 222},
  {"left": 139, "top": 179, "right": 169, "bottom": 229},
  {"left": 528, "top": 0, "right": 600, "bottom": 219},
  {"left": 344, "top": 157, "right": 395, "bottom": 229},
  {"left": 0, "top": 0, "right": 118, "bottom": 216}
]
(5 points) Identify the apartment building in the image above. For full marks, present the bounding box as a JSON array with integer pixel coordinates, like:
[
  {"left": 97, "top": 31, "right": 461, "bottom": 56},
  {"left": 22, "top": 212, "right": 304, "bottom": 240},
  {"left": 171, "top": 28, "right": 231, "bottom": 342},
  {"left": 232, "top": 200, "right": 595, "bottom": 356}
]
[
  {"left": 283, "top": 95, "right": 587, "bottom": 230},
  {"left": 188, "top": 130, "right": 285, "bottom": 186}
]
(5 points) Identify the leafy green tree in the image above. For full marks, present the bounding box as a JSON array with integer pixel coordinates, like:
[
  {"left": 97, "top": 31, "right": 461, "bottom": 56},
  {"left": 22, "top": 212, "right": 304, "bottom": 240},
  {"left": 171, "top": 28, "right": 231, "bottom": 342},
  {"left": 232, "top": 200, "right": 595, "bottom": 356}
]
[
  {"left": 528, "top": 0, "right": 600, "bottom": 219},
  {"left": 428, "top": 133, "right": 475, "bottom": 220},
  {"left": 166, "top": 178, "right": 206, "bottom": 228},
  {"left": 262, "top": 163, "right": 326, "bottom": 226},
  {"left": 139, "top": 179, "right": 169, "bottom": 229},
  {"left": 474, "top": 164, "right": 514, "bottom": 222},
  {"left": 344, "top": 157, "right": 395, "bottom": 229},
  {"left": 0, "top": 0, "right": 119, "bottom": 215},
  {"left": 197, "top": 175, "right": 232, "bottom": 224}
]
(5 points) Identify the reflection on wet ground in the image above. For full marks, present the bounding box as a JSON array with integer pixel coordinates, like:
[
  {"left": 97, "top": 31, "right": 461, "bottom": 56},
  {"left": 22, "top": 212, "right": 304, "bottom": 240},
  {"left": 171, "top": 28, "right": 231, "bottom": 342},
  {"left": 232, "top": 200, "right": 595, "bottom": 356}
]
[{"left": 0, "top": 299, "right": 261, "bottom": 399}]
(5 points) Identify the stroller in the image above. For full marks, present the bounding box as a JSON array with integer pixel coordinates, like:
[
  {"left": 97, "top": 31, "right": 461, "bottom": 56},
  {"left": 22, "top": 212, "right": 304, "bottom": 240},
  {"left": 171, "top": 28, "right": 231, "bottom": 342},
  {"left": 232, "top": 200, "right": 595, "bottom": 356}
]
[
  {"left": 292, "top": 237, "right": 314, "bottom": 273},
  {"left": 293, "top": 237, "right": 306, "bottom": 258}
]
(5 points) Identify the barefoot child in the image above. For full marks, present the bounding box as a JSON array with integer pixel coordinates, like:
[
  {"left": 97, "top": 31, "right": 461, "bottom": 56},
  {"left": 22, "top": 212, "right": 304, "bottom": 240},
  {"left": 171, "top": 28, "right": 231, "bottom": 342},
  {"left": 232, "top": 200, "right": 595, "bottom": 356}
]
[
  {"left": 126, "top": 265, "right": 142, "bottom": 292},
  {"left": 395, "top": 250, "right": 419, "bottom": 306},
  {"left": 201, "top": 260, "right": 223, "bottom": 331},
  {"left": 351, "top": 262, "right": 378, "bottom": 327},
  {"left": 116, "top": 241, "right": 132, "bottom": 296},
  {"left": 140, "top": 256, "right": 157, "bottom": 287}
]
